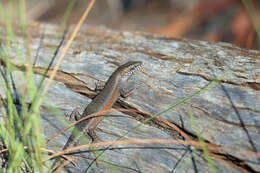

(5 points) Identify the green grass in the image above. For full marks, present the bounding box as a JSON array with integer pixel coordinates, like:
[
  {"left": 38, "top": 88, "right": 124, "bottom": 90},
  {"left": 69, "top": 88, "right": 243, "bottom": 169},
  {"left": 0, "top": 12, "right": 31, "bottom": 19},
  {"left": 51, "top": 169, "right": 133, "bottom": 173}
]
[
  {"left": 189, "top": 111, "right": 217, "bottom": 173},
  {"left": 0, "top": 0, "right": 77, "bottom": 172},
  {"left": 0, "top": 1, "right": 41, "bottom": 172}
]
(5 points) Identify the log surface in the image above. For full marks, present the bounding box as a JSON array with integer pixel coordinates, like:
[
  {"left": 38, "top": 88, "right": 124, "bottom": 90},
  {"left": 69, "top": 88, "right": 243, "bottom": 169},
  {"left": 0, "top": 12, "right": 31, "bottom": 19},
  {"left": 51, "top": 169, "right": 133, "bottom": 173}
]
[{"left": 0, "top": 23, "right": 259, "bottom": 173}]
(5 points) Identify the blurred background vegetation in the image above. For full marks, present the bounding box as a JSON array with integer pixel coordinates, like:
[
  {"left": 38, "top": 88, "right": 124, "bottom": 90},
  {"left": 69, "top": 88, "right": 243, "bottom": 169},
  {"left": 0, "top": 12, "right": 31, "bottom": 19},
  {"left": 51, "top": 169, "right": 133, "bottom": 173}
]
[{"left": 1, "top": 0, "right": 259, "bottom": 48}]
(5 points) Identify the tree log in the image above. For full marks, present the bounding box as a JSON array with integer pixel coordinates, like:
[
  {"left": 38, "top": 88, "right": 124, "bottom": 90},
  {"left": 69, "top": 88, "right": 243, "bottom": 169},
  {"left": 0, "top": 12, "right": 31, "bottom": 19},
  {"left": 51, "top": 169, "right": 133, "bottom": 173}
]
[{"left": 0, "top": 23, "right": 259, "bottom": 173}]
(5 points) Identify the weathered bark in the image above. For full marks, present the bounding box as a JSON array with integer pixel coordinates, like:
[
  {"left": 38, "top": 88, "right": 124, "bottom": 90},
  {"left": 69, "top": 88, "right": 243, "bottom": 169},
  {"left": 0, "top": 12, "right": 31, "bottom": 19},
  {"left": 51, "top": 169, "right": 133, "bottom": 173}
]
[{"left": 0, "top": 23, "right": 259, "bottom": 173}]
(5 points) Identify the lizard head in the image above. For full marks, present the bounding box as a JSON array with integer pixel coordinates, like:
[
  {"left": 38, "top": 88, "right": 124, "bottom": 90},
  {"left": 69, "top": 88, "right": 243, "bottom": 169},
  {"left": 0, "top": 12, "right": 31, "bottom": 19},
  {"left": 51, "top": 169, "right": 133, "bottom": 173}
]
[{"left": 118, "top": 61, "right": 143, "bottom": 78}]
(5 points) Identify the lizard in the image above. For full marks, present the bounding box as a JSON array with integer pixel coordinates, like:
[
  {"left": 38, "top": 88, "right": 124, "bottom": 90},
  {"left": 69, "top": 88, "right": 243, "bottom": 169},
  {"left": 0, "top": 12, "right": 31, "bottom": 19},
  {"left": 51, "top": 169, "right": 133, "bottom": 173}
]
[{"left": 51, "top": 61, "right": 143, "bottom": 171}]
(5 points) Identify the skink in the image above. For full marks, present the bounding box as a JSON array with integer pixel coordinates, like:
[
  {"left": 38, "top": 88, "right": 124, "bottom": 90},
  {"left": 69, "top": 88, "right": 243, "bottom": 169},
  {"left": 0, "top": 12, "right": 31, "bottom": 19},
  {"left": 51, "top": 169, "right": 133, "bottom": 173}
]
[{"left": 51, "top": 61, "right": 143, "bottom": 170}]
